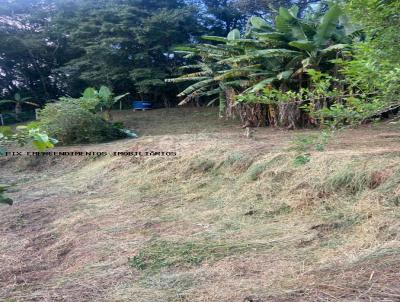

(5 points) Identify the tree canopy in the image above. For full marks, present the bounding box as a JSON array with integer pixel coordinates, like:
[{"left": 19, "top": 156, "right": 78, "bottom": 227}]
[{"left": 0, "top": 0, "right": 322, "bottom": 106}]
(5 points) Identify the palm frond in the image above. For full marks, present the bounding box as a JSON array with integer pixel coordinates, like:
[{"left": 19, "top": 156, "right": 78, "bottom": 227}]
[
  {"left": 177, "top": 79, "right": 216, "bottom": 97},
  {"left": 165, "top": 76, "right": 210, "bottom": 84},
  {"left": 201, "top": 36, "right": 228, "bottom": 43},
  {"left": 288, "top": 40, "right": 316, "bottom": 53},
  {"left": 249, "top": 16, "right": 274, "bottom": 32},
  {"left": 321, "top": 43, "right": 350, "bottom": 54},
  {"left": 314, "top": 4, "right": 342, "bottom": 46},
  {"left": 245, "top": 77, "right": 276, "bottom": 93}
]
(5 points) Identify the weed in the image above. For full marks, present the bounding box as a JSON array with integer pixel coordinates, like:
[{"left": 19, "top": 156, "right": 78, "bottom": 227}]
[
  {"left": 130, "top": 255, "right": 147, "bottom": 270},
  {"left": 293, "top": 154, "right": 311, "bottom": 166},
  {"left": 246, "top": 156, "right": 284, "bottom": 181},
  {"left": 290, "top": 134, "right": 319, "bottom": 153},
  {"left": 290, "top": 131, "right": 331, "bottom": 165}
]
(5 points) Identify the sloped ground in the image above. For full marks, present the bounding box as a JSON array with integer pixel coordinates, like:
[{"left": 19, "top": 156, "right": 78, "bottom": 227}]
[{"left": 0, "top": 108, "right": 400, "bottom": 302}]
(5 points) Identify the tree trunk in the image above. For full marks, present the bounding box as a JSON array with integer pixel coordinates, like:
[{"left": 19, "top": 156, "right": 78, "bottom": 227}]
[
  {"left": 106, "top": 110, "right": 113, "bottom": 122},
  {"left": 162, "top": 94, "right": 170, "bottom": 108},
  {"left": 15, "top": 102, "right": 22, "bottom": 116},
  {"left": 219, "top": 91, "right": 226, "bottom": 118}
]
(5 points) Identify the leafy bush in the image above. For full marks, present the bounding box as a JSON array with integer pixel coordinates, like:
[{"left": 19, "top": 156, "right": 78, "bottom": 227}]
[
  {"left": 1, "top": 125, "right": 57, "bottom": 206},
  {"left": 340, "top": 0, "right": 400, "bottom": 115},
  {"left": 38, "top": 101, "right": 127, "bottom": 145},
  {"left": 79, "top": 86, "right": 129, "bottom": 121},
  {"left": 1, "top": 124, "right": 57, "bottom": 153}
]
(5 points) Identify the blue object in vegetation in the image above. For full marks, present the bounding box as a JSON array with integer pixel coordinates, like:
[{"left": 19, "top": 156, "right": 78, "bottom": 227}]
[{"left": 132, "top": 101, "right": 152, "bottom": 110}]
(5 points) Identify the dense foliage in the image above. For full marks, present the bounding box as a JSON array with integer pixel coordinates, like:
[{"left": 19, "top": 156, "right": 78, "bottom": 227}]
[
  {"left": 168, "top": 3, "right": 357, "bottom": 127},
  {"left": 169, "top": 1, "right": 399, "bottom": 128},
  {"left": 0, "top": 0, "right": 398, "bottom": 128},
  {"left": 37, "top": 91, "right": 130, "bottom": 145},
  {"left": 0, "top": 0, "right": 323, "bottom": 107},
  {"left": 343, "top": 0, "right": 400, "bottom": 106}
]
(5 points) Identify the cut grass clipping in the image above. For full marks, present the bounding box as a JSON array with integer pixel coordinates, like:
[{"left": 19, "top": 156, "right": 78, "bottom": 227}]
[{"left": 129, "top": 240, "right": 274, "bottom": 272}]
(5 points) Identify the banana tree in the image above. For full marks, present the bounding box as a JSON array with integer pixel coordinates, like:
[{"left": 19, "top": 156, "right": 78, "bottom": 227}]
[
  {"left": 168, "top": 3, "right": 357, "bottom": 126},
  {"left": 167, "top": 29, "right": 272, "bottom": 116},
  {"left": 249, "top": 4, "right": 358, "bottom": 85},
  {"left": 79, "top": 86, "right": 129, "bottom": 121},
  {"left": 97, "top": 86, "right": 129, "bottom": 121},
  {"left": 167, "top": 32, "right": 241, "bottom": 116},
  {"left": 0, "top": 93, "right": 39, "bottom": 116},
  {"left": 215, "top": 4, "right": 355, "bottom": 93}
]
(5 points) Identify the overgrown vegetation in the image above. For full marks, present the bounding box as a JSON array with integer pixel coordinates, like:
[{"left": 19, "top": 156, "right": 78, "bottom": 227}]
[
  {"left": 1, "top": 0, "right": 398, "bottom": 130},
  {"left": 168, "top": 1, "right": 399, "bottom": 128},
  {"left": 0, "top": 124, "right": 57, "bottom": 205},
  {"left": 32, "top": 85, "right": 138, "bottom": 145},
  {"left": 37, "top": 100, "right": 127, "bottom": 145}
]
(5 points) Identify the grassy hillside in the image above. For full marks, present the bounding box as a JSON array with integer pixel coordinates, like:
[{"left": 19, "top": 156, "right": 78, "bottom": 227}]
[{"left": 1, "top": 109, "right": 399, "bottom": 302}]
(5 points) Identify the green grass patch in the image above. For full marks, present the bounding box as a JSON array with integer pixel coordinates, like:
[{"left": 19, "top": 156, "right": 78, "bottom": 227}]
[
  {"left": 325, "top": 164, "right": 396, "bottom": 195},
  {"left": 129, "top": 240, "right": 273, "bottom": 272},
  {"left": 293, "top": 154, "right": 311, "bottom": 166},
  {"left": 325, "top": 166, "right": 371, "bottom": 194},
  {"left": 224, "top": 152, "right": 246, "bottom": 165},
  {"left": 247, "top": 162, "right": 269, "bottom": 181}
]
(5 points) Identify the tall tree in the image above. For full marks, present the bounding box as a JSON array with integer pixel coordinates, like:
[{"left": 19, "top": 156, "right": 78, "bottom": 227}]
[
  {"left": 0, "top": 0, "right": 78, "bottom": 102},
  {"left": 51, "top": 0, "right": 200, "bottom": 103},
  {"left": 187, "top": 0, "right": 322, "bottom": 35}
]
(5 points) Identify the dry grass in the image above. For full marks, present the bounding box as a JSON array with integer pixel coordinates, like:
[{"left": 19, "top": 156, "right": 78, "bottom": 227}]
[
  {"left": 0, "top": 108, "right": 400, "bottom": 302},
  {"left": 112, "top": 107, "right": 240, "bottom": 136}
]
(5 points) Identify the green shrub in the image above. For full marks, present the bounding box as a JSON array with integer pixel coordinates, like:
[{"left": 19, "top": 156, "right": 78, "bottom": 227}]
[{"left": 38, "top": 101, "right": 126, "bottom": 145}]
